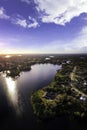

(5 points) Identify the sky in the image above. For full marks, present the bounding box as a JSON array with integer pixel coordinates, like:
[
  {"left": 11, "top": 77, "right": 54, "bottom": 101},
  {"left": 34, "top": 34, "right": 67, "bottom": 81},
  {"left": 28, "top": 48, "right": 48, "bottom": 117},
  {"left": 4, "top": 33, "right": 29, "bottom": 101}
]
[{"left": 0, "top": 0, "right": 87, "bottom": 54}]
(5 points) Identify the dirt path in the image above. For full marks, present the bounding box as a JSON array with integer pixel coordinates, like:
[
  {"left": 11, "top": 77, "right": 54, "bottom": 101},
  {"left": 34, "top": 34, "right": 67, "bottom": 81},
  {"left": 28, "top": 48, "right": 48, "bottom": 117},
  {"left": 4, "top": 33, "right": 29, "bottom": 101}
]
[{"left": 70, "top": 66, "right": 77, "bottom": 81}]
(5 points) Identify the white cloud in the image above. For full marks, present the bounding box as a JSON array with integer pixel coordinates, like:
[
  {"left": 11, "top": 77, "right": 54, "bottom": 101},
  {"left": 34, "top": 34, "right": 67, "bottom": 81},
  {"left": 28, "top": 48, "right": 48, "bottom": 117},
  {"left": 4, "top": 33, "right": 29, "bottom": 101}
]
[
  {"left": 21, "top": 0, "right": 31, "bottom": 4},
  {"left": 11, "top": 14, "right": 27, "bottom": 28},
  {"left": 0, "top": 7, "right": 10, "bottom": 19},
  {"left": 15, "top": 19, "right": 27, "bottom": 28},
  {"left": 70, "top": 26, "right": 87, "bottom": 51},
  {"left": 0, "top": 6, "right": 39, "bottom": 29},
  {"left": 12, "top": 15, "right": 39, "bottom": 28},
  {"left": 84, "top": 17, "right": 87, "bottom": 20},
  {"left": 34, "top": 0, "right": 87, "bottom": 25},
  {"left": 28, "top": 21, "right": 38, "bottom": 28},
  {"left": 40, "top": 26, "right": 87, "bottom": 53},
  {"left": 28, "top": 16, "right": 39, "bottom": 28},
  {"left": 64, "top": 25, "right": 87, "bottom": 53}
]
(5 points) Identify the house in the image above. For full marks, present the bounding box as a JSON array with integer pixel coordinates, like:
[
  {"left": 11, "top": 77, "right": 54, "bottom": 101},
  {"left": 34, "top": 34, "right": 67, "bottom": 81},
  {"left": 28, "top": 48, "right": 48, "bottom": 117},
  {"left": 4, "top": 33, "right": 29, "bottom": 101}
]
[
  {"left": 66, "top": 60, "right": 70, "bottom": 64},
  {"left": 84, "top": 82, "right": 87, "bottom": 86},
  {"left": 49, "top": 56, "right": 54, "bottom": 58},
  {"left": 80, "top": 96, "right": 86, "bottom": 101},
  {"left": 45, "top": 57, "right": 50, "bottom": 60}
]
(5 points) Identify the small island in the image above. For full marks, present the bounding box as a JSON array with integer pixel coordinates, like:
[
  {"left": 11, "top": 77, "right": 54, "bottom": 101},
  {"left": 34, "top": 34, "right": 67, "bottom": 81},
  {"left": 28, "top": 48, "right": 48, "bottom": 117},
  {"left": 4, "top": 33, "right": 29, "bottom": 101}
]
[{"left": 31, "top": 56, "right": 87, "bottom": 120}]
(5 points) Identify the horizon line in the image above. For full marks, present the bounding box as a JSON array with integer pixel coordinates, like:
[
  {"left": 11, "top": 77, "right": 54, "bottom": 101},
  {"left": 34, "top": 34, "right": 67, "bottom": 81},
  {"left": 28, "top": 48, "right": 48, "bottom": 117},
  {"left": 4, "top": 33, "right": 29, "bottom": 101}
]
[{"left": 0, "top": 53, "right": 87, "bottom": 55}]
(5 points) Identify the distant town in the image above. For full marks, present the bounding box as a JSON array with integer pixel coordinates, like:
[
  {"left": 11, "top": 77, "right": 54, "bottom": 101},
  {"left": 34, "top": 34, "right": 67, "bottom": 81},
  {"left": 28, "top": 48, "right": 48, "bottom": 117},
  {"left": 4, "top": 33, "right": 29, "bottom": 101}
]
[{"left": 0, "top": 54, "right": 64, "bottom": 78}]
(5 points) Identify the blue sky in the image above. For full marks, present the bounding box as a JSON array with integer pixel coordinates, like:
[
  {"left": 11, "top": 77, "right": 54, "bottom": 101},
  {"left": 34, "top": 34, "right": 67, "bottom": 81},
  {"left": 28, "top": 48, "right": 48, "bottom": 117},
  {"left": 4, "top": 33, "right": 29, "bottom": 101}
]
[{"left": 0, "top": 0, "right": 87, "bottom": 54}]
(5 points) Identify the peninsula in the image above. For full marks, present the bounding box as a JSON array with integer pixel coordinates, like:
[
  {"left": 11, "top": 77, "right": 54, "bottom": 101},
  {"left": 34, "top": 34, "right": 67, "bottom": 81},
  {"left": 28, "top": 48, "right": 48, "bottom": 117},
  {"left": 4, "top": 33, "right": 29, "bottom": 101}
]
[{"left": 31, "top": 55, "right": 87, "bottom": 120}]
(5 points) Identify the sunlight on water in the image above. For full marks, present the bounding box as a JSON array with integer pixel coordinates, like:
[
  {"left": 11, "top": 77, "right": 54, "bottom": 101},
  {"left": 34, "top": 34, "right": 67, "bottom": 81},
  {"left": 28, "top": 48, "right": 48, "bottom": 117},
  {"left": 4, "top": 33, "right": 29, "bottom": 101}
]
[
  {"left": 2, "top": 74, "right": 22, "bottom": 115},
  {"left": 5, "top": 77, "right": 18, "bottom": 105}
]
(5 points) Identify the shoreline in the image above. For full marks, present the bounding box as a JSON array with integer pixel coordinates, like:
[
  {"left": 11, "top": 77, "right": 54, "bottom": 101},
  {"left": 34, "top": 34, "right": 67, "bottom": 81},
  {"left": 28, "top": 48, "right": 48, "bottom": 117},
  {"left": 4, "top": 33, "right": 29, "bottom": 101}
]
[{"left": 31, "top": 60, "right": 87, "bottom": 121}]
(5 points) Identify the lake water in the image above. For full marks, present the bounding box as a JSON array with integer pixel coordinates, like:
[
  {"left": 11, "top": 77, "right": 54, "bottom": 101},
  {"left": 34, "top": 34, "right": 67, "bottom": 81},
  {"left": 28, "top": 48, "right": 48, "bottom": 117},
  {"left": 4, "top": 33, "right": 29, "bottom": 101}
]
[{"left": 0, "top": 64, "right": 86, "bottom": 130}]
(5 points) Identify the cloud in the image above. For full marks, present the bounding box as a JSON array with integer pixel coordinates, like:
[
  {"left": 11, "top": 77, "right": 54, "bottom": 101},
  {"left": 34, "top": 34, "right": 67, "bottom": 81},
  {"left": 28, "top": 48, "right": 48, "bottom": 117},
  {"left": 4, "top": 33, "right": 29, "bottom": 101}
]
[
  {"left": 12, "top": 15, "right": 39, "bottom": 28},
  {"left": 70, "top": 26, "right": 87, "bottom": 52},
  {"left": 21, "top": 0, "right": 31, "bottom": 5},
  {"left": 34, "top": 0, "right": 87, "bottom": 25},
  {"left": 64, "top": 25, "right": 87, "bottom": 53},
  {"left": 11, "top": 14, "right": 27, "bottom": 28},
  {"left": 15, "top": 19, "right": 27, "bottom": 28},
  {"left": 28, "top": 16, "right": 39, "bottom": 28},
  {"left": 40, "top": 26, "right": 87, "bottom": 53},
  {"left": 11, "top": 15, "right": 27, "bottom": 28},
  {"left": 0, "top": 5, "right": 39, "bottom": 29},
  {"left": 84, "top": 17, "right": 87, "bottom": 20},
  {"left": 0, "top": 6, "right": 39, "bottom": 29},
  {"left": 0, "top": 7, "right": 10, "bottom": 19}
]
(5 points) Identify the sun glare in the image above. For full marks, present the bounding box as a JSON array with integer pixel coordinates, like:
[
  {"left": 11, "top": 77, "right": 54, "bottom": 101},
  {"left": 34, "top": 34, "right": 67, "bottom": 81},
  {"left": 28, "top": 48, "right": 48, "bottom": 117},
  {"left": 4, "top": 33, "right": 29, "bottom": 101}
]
[
  {"left": 5, "top": 77, "right": 17, "bottom": 104},
  {"left": 5, "top": 55, "right": 12, "bottom": 58}
]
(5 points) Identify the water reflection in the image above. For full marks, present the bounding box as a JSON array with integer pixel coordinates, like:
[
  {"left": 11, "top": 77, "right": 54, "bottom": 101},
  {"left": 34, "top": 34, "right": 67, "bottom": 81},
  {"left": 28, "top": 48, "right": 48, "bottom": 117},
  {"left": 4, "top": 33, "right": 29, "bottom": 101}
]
[
  {"left": 5, "top": 77, "right": 18, "bottom": 106},
  {"left": 2, "top": 74, "right": 22, "bottom": 115}
]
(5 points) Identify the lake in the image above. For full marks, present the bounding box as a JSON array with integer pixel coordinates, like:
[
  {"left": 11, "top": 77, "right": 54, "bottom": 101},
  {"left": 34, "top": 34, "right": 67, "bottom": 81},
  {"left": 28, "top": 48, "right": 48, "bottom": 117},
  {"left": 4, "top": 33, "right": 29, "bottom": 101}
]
[{"left": 0, "top": 64, "right": 86, "bottom": 130}]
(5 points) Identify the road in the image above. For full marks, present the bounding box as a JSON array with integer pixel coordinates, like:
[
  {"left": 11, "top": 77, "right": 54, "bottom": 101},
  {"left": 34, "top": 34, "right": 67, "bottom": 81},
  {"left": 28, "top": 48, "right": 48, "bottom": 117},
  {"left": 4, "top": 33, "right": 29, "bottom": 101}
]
[{"left": 70, "top": 66, "right": 87, "bottom": 98}]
